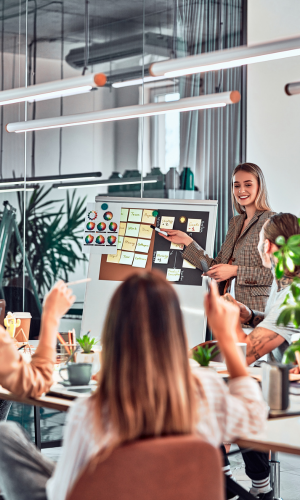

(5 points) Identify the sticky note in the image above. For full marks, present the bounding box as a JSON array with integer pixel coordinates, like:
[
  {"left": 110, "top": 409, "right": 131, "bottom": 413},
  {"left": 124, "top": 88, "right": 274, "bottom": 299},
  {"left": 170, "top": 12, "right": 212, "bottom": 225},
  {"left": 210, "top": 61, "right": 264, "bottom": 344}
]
[
  {"left": 119, "top": 222, "right": 126, "bottom": 236},
  {"left": 170, "top": 242, "right": 184, "bottom": 250},
  {"left": 182, "top": 259, "right": 196, "bottom": 269},
  {"left": 132, "top": 254, "right": 148, "bottom": 268},
  {"left": 107, "top": 250, "right": 121, "bottom": 264},
  {"left": 128, "top": 209, "right": 143, "bottom": 223},
  {"left": 167, "top": 269, "right": 181, "bottom": 282},
  {"left": 142, "top": 209, "right": 156, "bottom": 225},
  {"left": 122, "top": 237, "right": 137, "bottom": 252},
  {"left": 139, "top": 224, "right": 153, "bottom": 239},
  {"left": 160, "top": 216, "right": 175, "bottom": 229},
  {"left": 187, "top": 218, "right": 201, "bottom": 232},
  {"left": 120, "top": 208, "right": 129, "bottom": 222},
  {"left": 119, "top": 251, "right": 135, "bottom": 266},
  {"left": 125, "top": 223, "right": 140, "bottom": 238},
  {"left": 155, "top": 251, "right": 170, "bottom": 264},
  {"left": 117, "top": 236, "right": 124, "bottom": 250},
  {"left": 135, "top": 238, "right": 151, "bottom": 254}
]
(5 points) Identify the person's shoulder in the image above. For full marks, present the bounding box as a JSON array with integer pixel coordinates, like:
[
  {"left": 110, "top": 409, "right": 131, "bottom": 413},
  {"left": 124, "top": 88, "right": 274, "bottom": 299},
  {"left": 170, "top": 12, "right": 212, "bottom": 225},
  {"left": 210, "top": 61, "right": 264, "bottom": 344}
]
[
  {"left": 66, "top": 394, "right": 96, "bottom": 424},
  {"left": 258, "top": 210, "right": 276, "bottom": 221},
  {"left": 228, "top": 214, "right": 244, "bottom": 226}
]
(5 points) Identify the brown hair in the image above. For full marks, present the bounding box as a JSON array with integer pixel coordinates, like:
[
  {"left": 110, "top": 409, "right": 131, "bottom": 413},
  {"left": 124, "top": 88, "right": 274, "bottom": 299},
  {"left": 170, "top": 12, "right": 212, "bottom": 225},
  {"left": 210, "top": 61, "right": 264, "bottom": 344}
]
[
  {"left": 264, "top": 213, "right": 300, "bottom": 276},
  {"left": 93, "top": 271, "right": 198, "bottom": 457},
  {"left": 231, "top": 162, "right": 272, "bottom": 215}
]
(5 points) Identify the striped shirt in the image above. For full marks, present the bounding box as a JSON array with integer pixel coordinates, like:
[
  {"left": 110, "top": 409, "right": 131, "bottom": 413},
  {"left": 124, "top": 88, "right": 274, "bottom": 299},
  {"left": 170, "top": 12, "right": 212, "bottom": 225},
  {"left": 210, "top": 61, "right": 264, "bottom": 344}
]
[{"left": 46, "top": 369, "right": 266, "bottom": 500}]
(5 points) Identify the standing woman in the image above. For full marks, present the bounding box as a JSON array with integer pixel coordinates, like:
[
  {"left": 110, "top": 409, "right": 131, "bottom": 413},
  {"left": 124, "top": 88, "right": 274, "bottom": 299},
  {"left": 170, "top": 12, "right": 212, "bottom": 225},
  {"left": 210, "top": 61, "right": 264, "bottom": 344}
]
[{"left": 161, "top": 163, "right": 275, "bottom": 312}]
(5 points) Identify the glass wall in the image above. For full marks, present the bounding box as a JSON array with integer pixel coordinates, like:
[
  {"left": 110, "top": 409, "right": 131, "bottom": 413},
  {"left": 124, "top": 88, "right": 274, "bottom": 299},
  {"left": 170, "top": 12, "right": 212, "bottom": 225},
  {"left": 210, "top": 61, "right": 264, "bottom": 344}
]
[{"left": 0, "top": 0, "right": 246, "bottom": 338}]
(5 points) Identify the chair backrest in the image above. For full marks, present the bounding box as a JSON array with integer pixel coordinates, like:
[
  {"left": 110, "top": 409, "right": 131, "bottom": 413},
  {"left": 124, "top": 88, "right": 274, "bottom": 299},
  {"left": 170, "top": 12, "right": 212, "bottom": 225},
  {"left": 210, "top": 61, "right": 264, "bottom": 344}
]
[{"left": 67, "top": 435, "right": 225, "bottom": 500}]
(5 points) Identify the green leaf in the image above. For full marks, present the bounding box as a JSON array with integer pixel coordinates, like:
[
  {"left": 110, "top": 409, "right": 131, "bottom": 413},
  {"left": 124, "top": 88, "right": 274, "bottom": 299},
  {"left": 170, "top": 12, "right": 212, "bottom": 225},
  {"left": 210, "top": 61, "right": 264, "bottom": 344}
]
[
  {"left": 273, "top": 251, "right": 281, "bottom": 259},
  {"left": 275, "top": 262, "right": 284, "bottom": 280},
  {"left": 275, "top": 235, "right": 286, "bottom": 246},
  {"left": 277, "top": 307, "right": 293, "bottom": 326},
  {"left": 286, "top": 255, "right": 295, "bottom": 272},
  {"left": 287, "top": 234, "right": 300, "bottom": 246}
]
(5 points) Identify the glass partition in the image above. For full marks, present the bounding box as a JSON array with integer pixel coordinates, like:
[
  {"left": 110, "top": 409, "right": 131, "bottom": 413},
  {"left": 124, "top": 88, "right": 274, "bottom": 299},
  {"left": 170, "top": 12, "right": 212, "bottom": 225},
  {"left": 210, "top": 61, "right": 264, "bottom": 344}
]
[{"left": 0, "top": 0, "right": 245, "bottom": 336}]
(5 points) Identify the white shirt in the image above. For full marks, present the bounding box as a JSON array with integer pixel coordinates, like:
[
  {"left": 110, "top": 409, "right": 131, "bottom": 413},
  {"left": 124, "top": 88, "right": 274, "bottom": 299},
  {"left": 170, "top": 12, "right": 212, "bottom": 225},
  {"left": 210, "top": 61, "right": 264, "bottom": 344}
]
[{"left": 46, "top": 368, "right": 266, "bottom": 500}]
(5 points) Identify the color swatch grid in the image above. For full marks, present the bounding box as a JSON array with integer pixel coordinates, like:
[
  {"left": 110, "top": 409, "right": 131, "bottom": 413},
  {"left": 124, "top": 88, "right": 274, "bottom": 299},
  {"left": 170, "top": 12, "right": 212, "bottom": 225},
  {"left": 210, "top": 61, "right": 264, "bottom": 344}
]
[
  {"left": 106, "top": 208, "right": 155, "bottom": 268},
  {"left": 82, "top": 202, "right": 121, "bottom": 255}
]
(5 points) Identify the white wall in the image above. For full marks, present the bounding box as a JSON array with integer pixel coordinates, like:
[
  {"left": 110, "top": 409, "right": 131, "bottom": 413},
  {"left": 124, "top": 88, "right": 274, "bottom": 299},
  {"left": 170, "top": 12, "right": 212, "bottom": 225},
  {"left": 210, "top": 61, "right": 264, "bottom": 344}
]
[{"left": 247, "top": 0, "right": 300, "bottom": 216}]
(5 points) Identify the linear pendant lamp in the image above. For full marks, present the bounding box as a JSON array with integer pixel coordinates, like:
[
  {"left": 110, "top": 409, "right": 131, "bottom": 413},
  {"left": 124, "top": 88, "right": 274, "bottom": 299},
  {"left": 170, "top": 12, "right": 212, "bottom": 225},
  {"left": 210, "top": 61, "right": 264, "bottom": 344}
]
[
  {"left": 0, "top": 73, "right": 107, "bottom": 106},
  {"left": 0, "top": 172, "right": 102, "bottom": 187},
  {"left": 149, "top": 36, "right": 300, "bottom": 78},
  {"left": 6, "top": 91, "right": 240, "bottom": 133},
  {"left": 52, "top": 175, "right": 161, "bottom": 190}
]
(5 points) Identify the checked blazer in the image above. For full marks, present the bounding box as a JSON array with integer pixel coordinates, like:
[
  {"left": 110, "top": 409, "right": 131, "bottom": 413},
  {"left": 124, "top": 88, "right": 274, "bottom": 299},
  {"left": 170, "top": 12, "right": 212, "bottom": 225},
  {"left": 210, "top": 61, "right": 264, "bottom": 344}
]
[{"left": 182, "top": 210, "right": 276, "bottom": 311}]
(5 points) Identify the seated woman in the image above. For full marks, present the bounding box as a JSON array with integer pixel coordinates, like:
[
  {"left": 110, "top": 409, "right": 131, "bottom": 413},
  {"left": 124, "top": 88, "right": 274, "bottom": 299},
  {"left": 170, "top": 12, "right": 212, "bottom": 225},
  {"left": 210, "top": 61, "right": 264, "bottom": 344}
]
[
  {"left": 0, "top": 280, "right": 75, "bottom": 398},
  {"left": 0, "top": 272, "right": 266, "bottom": 500}
]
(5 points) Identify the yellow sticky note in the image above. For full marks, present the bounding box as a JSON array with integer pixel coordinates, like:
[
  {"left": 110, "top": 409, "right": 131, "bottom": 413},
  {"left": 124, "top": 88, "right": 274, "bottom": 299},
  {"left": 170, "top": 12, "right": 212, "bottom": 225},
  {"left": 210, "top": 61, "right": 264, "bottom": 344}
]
[
  {"left": 182, "top": 259, "right": 196, "bottom": 269},
  {"left": 187, "top": 218, "right": 201, "bottom": 233},
  {"left": 119, "top": 222, "right": 126, "bottom": 236},
  {"left": 166, "top": 269, "right": 181, "bottom": 281},
  {"left": 170, "top": 242, "right": 184, "bottom": 250},
  {"left": 139, "top": 224, "right": 153, "bottom": 240},
  {"left": 122, "top": 237, "right": 137, "bottom": 252},
  {"left": 142, "top": 209, "right": 155, "bottom": 225},
  {"left": 160, "top": 216, "right": 175, "bottom": 229},
  {"left": 107, "top": 250, "right": 121, "bottom": 264}
]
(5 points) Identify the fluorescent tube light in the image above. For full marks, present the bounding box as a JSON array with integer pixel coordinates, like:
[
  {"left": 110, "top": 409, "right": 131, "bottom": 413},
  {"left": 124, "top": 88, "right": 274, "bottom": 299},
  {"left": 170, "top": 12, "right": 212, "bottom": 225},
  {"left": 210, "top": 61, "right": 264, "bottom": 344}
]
[
  {"left": 0, "top": 172, "right": 102, "bottom": 187},
  {"left": 6, "top": 91, "right": 240, "bottom": 133},
  {"left": 149, "top": 36, "right": 300, "bottom": 78},
  {"left": 0, "top": 186, "right": 38, "bottom": 193},
  {"left": 285, "top": 81, "right": 300, "bottom": 96},
  {"left": 0, "top": 73, "right": 107, "bottom": 106},
  {"left": 112, "top": 76, "right": 169, "bottom": 88},
  {"left": 52, "top": 177, "right": 160, "bottom": 190}
]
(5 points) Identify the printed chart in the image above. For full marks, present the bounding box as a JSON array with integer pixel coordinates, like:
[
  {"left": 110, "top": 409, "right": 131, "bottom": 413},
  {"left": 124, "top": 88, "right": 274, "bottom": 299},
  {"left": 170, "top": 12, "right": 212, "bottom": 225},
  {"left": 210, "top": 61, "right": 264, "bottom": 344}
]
[
  {"left": 151, "top": 209, "right": 209, "bottom": 286},
  {"left": 82, "top": 202, "right": 121, "bottom": 255}
]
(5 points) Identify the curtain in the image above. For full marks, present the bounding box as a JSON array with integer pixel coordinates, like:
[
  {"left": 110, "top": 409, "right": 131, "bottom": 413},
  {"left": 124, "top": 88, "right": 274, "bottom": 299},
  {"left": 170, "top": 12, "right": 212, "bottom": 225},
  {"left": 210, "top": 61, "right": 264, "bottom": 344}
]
[{"left": 176, "top": 0, "right": 244, "bottom": 253}]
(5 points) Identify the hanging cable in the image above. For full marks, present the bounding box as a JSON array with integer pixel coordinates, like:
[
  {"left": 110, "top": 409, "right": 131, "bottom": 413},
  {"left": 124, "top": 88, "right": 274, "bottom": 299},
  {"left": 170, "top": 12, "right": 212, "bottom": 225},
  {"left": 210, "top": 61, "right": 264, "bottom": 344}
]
[{"left": 82, "top": 0, "right": 89, "bottom": 75}]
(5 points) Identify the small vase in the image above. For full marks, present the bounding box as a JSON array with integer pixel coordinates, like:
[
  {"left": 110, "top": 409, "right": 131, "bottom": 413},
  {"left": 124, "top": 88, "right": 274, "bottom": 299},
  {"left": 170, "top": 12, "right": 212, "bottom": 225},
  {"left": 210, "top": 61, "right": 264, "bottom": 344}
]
[{"left": 76, "top": 351, "right": 101, "bottom": 374}]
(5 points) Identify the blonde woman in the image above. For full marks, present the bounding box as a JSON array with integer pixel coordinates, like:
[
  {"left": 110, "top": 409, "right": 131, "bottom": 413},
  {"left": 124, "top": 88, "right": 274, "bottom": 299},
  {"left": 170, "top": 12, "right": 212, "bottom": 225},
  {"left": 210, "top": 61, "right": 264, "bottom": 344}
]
[
  {"left": 0, "top": 272, "right": 266, "bottom": 500},
  {"left": 161, "top": 162, "right": 275, "bottom": 311}
]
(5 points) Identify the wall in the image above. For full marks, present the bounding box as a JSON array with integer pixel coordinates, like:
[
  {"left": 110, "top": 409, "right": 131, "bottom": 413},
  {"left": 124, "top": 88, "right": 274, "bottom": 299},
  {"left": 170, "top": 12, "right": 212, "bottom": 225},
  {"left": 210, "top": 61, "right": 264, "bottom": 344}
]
[{"left": 247, "top": 0, "right": 300, "bottom": 216}]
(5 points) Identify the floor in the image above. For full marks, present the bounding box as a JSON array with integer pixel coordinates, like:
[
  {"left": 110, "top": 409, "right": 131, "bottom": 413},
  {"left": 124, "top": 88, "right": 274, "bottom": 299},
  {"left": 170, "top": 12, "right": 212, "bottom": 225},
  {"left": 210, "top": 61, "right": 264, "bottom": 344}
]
[
  {"left": 7, "top": 403, "right": 300, "bottom": 499},
  {"left": 229, "top": 445, "right": 300, "bottom": 500}
]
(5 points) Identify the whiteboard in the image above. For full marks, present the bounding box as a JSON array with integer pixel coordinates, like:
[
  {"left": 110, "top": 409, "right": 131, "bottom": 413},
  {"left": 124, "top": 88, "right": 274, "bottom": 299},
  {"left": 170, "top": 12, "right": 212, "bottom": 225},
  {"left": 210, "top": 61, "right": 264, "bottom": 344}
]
[{"left": 81, "top": 197, "right": 218, "bottom": 347}]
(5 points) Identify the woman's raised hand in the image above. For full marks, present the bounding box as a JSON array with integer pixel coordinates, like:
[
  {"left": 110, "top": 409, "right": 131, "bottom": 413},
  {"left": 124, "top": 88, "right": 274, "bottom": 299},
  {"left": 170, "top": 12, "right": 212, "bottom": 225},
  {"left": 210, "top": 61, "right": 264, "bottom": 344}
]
[
  {"left": 204, "top": 280, "right": 239, "bottom": 344},
  {"left": 158, "top": 229, "right": 193, "bottom": 246},
  {"left": 42, "top": 280, "right": 76, "bottom": 322},
  {"left": 203, "top": 264, "right": 238, "bottom": 282}
]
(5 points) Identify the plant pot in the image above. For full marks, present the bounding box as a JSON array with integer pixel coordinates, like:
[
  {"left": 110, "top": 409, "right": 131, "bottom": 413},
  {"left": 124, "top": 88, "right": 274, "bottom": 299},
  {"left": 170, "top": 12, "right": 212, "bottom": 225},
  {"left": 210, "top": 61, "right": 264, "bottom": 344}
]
[{"left": 76, "top": 351, "right": 101, "bottom": 373}]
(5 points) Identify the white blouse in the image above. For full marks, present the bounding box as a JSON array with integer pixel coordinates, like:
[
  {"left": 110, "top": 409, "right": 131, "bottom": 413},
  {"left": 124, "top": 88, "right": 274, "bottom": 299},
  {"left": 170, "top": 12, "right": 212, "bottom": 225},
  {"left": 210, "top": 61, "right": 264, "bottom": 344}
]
[{"left": 46, "top": 368, "right": 267, "bottom": 500}]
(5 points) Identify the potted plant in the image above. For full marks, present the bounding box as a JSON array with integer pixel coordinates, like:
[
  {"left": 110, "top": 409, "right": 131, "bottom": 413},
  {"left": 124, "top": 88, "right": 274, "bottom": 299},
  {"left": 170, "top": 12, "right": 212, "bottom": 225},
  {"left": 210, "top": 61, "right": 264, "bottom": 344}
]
[
  {"left": 274, "top": 220, "right": 300, "bottom": 368},
  {"left": 76, "top": 331, "right": 101, "bottom": 368},
  {"left": 192, "top": 344, "right": 220, "bottom": 367}
]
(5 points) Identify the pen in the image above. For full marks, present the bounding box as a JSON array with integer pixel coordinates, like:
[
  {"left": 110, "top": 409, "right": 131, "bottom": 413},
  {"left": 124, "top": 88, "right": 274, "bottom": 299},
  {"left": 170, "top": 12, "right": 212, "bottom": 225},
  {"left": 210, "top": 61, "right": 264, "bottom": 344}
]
[
  {"left": 150, "top": 225, "right": 168, "bottom": 236},
  {"left": 66, "top": 278, "right": 91, "bottom": 286}
]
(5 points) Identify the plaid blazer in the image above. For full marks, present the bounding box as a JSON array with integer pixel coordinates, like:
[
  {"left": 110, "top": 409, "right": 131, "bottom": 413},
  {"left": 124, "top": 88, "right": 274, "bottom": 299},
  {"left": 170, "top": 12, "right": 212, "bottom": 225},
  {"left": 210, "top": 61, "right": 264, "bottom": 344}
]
[{"left": 182, "top": 210, "right": 276, "bottom": 311}]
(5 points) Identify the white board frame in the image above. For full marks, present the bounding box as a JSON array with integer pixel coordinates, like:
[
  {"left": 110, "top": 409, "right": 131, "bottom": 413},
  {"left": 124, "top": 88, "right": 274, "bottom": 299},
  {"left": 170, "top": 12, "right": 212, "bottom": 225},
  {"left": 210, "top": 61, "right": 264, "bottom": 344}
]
[{"left": 81, "top": 197, "right": 218, "bottom": 347}]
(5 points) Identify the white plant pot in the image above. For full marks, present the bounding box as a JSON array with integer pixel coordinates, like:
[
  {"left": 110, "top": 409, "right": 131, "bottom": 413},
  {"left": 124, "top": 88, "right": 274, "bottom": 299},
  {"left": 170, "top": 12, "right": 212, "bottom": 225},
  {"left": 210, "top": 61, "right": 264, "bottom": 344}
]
[{"left": 76, "top": 351, "right": 101, "bottom": 374}]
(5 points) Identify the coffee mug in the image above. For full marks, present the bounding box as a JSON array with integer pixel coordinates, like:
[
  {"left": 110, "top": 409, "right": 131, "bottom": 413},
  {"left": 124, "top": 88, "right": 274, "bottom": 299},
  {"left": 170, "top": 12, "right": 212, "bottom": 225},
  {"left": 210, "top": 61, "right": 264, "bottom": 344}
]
[{"left": 59, "top": 363, "right": 92, "bottom": 386}]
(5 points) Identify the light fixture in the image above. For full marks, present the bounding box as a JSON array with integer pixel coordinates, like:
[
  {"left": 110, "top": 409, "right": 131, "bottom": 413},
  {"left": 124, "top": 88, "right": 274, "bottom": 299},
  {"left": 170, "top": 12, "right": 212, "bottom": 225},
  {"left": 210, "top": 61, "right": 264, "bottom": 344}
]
[
  {"left": 6, "top": 91, "right": 240, "bottom": 133},
  {"left": 0, "top": 73, "right": 107, "bottom": 106},
  {"left": 285, "top": 81, "right": 300, "bottom": 95},
  {"left": 0, "top": 185, "right": 39, "bottom": 193},
  {"left": 112, "top": 76, "right": 170, "bottom": 88},
  {"left": 0, "top": 172, "right": 102, "bottom": 187},
  {"left": 149, "top": 36, "right": 300, "bottom": 78},
  {"left": 52, "top": 176, "right": 161, "bottom": 190}
]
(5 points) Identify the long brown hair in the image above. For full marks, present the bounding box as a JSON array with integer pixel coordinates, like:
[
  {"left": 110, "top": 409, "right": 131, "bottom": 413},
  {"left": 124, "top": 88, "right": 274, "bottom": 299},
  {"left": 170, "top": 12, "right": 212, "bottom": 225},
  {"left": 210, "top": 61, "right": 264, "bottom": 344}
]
[
  {"left": 231, "top": 162, "right": 272, "bottom": 215},
  {"left": 94, "top": 271, "right": 198, "bottom": 455},
  {"left": 264, "top": 213, "right": 300, "bottom": 276}
]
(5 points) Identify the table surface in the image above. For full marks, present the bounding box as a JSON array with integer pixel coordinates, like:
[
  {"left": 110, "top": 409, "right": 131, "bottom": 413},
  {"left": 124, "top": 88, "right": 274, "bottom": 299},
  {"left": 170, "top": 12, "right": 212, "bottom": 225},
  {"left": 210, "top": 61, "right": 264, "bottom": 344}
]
[{"left": 236, "top": 416, "right": 300, "bottom": 456}]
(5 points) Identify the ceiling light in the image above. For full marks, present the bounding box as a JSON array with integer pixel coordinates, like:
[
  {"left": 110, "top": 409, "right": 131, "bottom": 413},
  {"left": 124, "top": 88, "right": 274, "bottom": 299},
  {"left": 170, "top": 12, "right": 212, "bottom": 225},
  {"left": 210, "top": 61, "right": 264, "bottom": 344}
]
[
  {"left": 0, "top": 73, "right": 107, "bottom": 106},
  {"left": 112, "top": 76, "right": 170, "bottom": 88},
  {"left": 285, "top": 81, "right": 300, "bottom": 95},
  {"left": 0, "top": 186, "right": 38, "bottom": 193},
  {"left": 149, "top": 36, "right": 300, "bottom": 78},
  {"left": 6, "top": 91, "right": 240, "bottom": 133},
  {"left": 0, "top": 172, "right": 102, "bottom": 187},
  {"left": 52, "top": 176, "right": 160, "bottom": 190}
]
